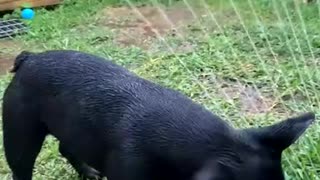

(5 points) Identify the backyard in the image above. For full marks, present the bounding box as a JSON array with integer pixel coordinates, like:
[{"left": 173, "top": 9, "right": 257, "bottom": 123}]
[{"left": 0, "top": 0, "right": 320, "bottom": 179}]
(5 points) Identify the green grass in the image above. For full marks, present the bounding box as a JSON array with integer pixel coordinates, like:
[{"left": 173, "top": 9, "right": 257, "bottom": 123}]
[{"left": 1, "top": 0, "right": 320, "bottom": 179}]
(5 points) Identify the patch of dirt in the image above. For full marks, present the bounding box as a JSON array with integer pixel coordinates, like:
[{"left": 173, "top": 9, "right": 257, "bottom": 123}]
[
  {"left": 97, "top": 5, "right": 205, "bottom": 51},
  {"left": 0, "top": 55, "right": 13, "bottom": 75},
  {"left": 0, "top": 40, "right": 24, "bottom": 75},
  {"left": 216, "top": 80, "right": 284, "bottom": 116}
]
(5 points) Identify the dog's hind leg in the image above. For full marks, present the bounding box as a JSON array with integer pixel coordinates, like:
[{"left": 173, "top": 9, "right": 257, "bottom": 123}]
[{"left": 2, "top": 86, "right": 47, "bottom": 180}]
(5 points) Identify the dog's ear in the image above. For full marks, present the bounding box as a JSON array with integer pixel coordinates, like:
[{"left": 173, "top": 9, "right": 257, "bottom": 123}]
[{"left": 245, "top": 112, "right": 315, "bottom": 152}]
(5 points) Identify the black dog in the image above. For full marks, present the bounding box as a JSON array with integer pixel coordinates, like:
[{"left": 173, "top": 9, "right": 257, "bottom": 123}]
[{"left": 2, "top": 50, "right": 315, "bottom": 180}]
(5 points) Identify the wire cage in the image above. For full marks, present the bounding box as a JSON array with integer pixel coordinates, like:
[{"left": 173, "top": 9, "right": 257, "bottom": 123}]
[{"left": 0, "top": 19, "right": 28, "bottom": 38}]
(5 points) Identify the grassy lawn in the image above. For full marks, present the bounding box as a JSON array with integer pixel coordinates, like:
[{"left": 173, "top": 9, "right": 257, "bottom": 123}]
[{"left": 0, "top": 0, "right": 320, "bottom": 179}]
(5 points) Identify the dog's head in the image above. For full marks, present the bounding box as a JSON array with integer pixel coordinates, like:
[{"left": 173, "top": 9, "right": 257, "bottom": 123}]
[{"left": 193, "top": 112, "right": 315, "bottom": 180}]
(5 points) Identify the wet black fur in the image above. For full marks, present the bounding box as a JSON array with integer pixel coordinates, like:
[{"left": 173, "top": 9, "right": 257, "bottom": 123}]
[{"left": 2, "top": 50, "right": 315, "bottom": 180}]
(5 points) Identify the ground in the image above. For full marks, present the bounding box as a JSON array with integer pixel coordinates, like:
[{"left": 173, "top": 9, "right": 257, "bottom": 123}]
[{"left": 0, "top": 0, "right": 320, "bottom": 179}]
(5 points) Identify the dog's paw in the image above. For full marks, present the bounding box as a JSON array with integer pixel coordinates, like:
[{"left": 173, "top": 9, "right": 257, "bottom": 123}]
[{"left": 79, "top": 165, "right": 102, "bottom": 180}]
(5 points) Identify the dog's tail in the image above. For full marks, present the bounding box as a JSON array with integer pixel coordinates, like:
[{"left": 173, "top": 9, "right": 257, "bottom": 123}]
[{"left": 10, "top": 51, "right": 34, "bottom": 73}]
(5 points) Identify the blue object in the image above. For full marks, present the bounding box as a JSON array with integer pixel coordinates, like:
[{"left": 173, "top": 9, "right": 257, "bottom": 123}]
[{"left": 21, "top": 8, "right": 35, "bottom": 20}]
